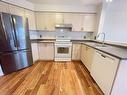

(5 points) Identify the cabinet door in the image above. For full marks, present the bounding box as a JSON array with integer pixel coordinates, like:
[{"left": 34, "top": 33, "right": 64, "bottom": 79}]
[
  {"left": 64, "top": 13, "right": 84, "bottom": 31},
  {"left": 35, "top": 12, "right": 46, "bottom": 30},
  {"left": 35, "top": 12, "right": 55, "bottom": 31},
  {"left": 54, "top": 13, "right": 64, "bottom": 24},
  {"left": 83, "top": 14, "right": 97, "bottom": 31},
  {"left": 46, "top": 43, "right": 54, "bottom": 60},
  {"left": 72, "top": 14, "right": 84, "bottom": 31},
  {"left": 72, "top": 43, "right": 81, "bottom": 60},
  {"left": 31, "top": 43, "right": 39, "bottom": 62},
  {"left": 81, "top": 44, "right": 86, "bottom": 65},
  {"left": 0, "top": 2, "right": 9, "bottom": 13},
  {"left": 91, "top": 51, "right": 119, "bottom": 95},
  {"left": 25, "top": 10, "right": 36, "bottom": 30},
  {"left": 38, "top": 43, "right": 54, "bottom": 60},
  {"left": 45, "top": 13, "right": 55, "bottom": 31},
  {"left": 86, "top": 46, "right": 95, "bottom": 71},
  {"left": 63, "top": 13, "right": 73, "bottom": 24}
]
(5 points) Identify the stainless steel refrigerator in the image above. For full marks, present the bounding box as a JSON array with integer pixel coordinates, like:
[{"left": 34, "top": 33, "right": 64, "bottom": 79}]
[{"left": 0, "top": 12, "right": 33, "bottom": 75}]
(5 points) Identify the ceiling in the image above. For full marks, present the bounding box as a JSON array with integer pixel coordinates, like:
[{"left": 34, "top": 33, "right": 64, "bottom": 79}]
[{"left": 26, "top": 0, "right": 102, "bottom": 5}]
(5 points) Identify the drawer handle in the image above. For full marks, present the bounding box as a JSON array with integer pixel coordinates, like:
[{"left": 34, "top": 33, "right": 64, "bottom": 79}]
[
  {"left": 96, "top": 51, "right": 115, "bottom": 60},
  {"left": 101, "top": 54, "right": 106, "bottom": 58}
]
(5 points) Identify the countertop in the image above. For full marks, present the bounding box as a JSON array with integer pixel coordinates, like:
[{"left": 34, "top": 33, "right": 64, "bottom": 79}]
[
  {"left": 72, "top": 41, "right": 127, "bottom": 60},
  {"left": 31, "top": 39, "right": 56, "bottom": 43},
  {"left": 30, "top": 39, "right": 127, "bottom": 60}
]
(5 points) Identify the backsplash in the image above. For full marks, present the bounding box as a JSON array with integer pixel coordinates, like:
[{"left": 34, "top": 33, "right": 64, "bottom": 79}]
[{"left": 29, "top": 30, "right": 94, "bottom": 40}]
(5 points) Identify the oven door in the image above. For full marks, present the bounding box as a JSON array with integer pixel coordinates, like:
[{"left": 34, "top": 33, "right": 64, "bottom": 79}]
[{"left": 55, "top": 44, "right": 72, "bottom": 58}]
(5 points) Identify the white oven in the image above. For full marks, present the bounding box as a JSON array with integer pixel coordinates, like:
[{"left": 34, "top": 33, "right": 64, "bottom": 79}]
[{"left": 55, "top": 42, "right": 72, "bottom": 61}]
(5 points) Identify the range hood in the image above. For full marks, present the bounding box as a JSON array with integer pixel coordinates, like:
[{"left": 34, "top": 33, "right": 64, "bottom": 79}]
[
  {"left": 55, "top": 24, "right": 72, "bottom": 29},
  {"left": 55, "top": 24, "right": 72, "bottom": 32}
]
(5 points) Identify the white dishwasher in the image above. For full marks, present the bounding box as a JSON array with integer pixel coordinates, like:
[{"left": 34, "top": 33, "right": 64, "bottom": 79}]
[{"left": 90, "top": 50, "right": 119, "bottom": 95}]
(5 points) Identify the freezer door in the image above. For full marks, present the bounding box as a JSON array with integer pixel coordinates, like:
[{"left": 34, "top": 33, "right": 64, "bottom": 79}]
[
  {"left": 0, "top": 50, "right": 33, "bottom": 75},
  {"left": 11, "top": 15, "right": 29, "bottom": 50},
  {"left": 0, "top": 13, "right": 17, "bottom": 52}
]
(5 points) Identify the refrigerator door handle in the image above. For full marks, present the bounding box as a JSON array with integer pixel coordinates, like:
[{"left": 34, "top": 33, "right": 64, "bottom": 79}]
[
  {"left": 11, "top": 16, "right": 18, "bottom": 47},
  {"left": 0, "top": 13, "right": 8, "bottom": 40}
]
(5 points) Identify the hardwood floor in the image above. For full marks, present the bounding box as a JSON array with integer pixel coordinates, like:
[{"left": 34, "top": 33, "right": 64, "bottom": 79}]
[{"left": 0, "top": 61, "right": 103, "bottom": 95}]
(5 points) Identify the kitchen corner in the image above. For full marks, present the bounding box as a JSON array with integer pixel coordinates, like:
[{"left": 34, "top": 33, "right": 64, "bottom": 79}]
[{"left": 1, "top": 0, "right": 127, "bottom": 94}]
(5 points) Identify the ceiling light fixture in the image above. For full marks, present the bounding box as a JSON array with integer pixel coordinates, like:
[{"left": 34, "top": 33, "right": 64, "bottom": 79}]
[{"left": 106, "top": 0, "right": 112, "bottom": 3}]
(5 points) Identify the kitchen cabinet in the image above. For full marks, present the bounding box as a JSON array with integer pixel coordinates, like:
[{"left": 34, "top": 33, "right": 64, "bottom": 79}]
[
  {"left": 71, "top": 14, "right": 84, "bottom": 31},
  {"left": 31, "top": 43, "right": 39, "bottom": 62},
  {"left": 64, "top": 13, "right": 97, "bottom": 32},
  {"left": 35, "top": 12, "right": 97, "bottom": 32},
  {"left": 0, "top": 2, "right": 36, "bottom": 31},
  {"left": 85, "top": 46, "right": 95, "bottom": 71},
  {"left": 38, "top": 43, "right": 54, "bottom": 60},
  {"left": 81, "top": 44, "right": 86, "bottom": 65},
  {"left": 72, "top": 43, "right": 81, "bottom": 60},
  {"left": 82, "top": 14, "right": 97, "bottom": 31},
  {"left": 91, "top": 50, "right": 119, "bottom": 95},
  {"left": 63, "top": 13, "right": 73, "bottom": 24},
  {"left": 25, "top": 10, "right": 36, "bottom": 30},
  {"left": 36, "top": 12, "right": 64, "bottom": 31},
  {"left": 63, "top": 13, "right": 84, "bottom": 31},
  {"left": 9, "top": 5, "right": 25, "bottom": 17},
  {"left": 35, "top": 12, "right": 55, "bottom": 31},
  {"left": 0, "top": 2, "right": 9, "bottom": 13},
  {"left": 54, "top": 13, "right": 64, "bottom": 24},
  {"left": 81, "top": 44, "right": 95, "bottom": 71}
]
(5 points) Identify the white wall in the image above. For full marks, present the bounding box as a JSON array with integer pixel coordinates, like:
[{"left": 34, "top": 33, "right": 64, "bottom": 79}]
[
  {"left": 34, "top": 4, "right": 97, "bottom": 13},
  {"left": 2, "top": 0, "right": 34, "bottom": 10},
  {"left": 100, "top": 0, "right": 127, "bottom": 43}
]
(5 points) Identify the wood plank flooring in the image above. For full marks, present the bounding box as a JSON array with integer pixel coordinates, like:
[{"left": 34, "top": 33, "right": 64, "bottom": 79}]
[{"left": 0, "top": 61, "right": 104, "bottom": 95}]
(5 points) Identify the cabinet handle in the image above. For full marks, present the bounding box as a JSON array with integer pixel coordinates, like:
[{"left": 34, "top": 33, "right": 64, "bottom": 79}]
[
  {"left": 101, "top": 54, "right": 106, "bottom": 58},
  {"left": 44, "top": 43, "right": 47, "bottom": 47},
  {"left": 96, "top": 51, "right": 115, "bottom": 60}
]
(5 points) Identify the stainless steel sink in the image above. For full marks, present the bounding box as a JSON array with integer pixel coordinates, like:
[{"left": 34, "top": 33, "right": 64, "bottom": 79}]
[{"left": 95, "top": 44, "right": 108, "bottom": 47}]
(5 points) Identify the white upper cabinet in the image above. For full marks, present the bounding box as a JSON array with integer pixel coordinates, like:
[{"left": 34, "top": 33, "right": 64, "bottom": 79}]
[
  {"left": 0, "top": 2, "right": 9, "bottom": 13},
  {"left": 25, "top": 10, "right": 36, "bottom": 30},
  {"left": 35, "top": 12, "right": 46, "bottom": 30},
  {"left": 71, "top": 14, "right": 84, "bottom": 31},
  {"left": 63, "top": 13, "right": 84, "bottom": 31},
  {"left": 54, "top": 13, "right": 64, "bottom": 24},
  {"left": 35, "top": 12, "right": 97, "bottom": 32},
  {"left": 9, "top": 5, "right": 25, "bottom": 17},
  {"left": 82, "top": 14, "right": 97, "bottom": 31},
  {"left": 63, "top": 13, "right": 73, "bottom": 24},
  {"left": 35, "top": 12, "right": 55, "bottom": 31}
]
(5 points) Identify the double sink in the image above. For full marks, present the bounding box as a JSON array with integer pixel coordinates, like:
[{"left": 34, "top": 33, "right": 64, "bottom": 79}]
[{"left": 84, "top": 42, "right": 109, "bottom": 48}]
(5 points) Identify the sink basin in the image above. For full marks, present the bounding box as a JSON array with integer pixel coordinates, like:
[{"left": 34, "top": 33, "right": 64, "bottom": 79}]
[{"left": 95, "top": 44, "right": 108, "bottom": 47}]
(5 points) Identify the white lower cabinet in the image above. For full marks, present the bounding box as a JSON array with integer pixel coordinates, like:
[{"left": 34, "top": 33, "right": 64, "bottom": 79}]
[
  {"left": 31, "top": 43, "right": 39, "bottom": 62},
  {"left": 81, "top": 44, "right": 95, "bottom": 71},
  {"left": 38, "top": 43, "right": 54, "bottom": 60},
  {"left": 72, "top": 43, "right": 81, "bottom": 60},
  {"left": 81, "top": 44, "right": 86, "bottom": 65},
  {"left": 91, "top": 50, "right": 119, "bottom": 95}
]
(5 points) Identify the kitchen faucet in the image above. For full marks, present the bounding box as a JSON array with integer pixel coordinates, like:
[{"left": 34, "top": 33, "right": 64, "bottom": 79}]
[{"left": 96, "top": 32, "right": 106, "bottom": 46}]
